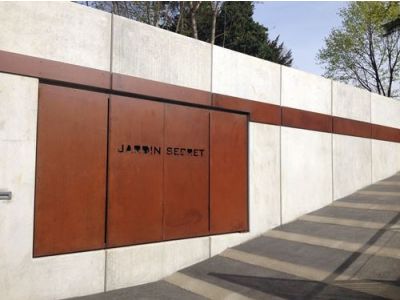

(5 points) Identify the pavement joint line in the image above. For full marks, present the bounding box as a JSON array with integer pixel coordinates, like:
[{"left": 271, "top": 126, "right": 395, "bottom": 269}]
[
  {"left": 374, "top": 181, "right": 400, "bottom": 186},
  {"left": 333, "top": 281, "right": 400, "bottom": 300},
  {"left": 263, "top": 230, "right": 400, "bottom": 260},
  {"left": 356, "top": 190, "right": 400, "bottom": 196},
  {"left": 164, "top": 272, "right": 253, "bottom": 300},
  {"left": 331, "top": 201, "right": 400, "bottom": 212},
  {"left": 220, "top": 248, "right": 400, "bottom": 300},
  {"left": 221, "top": 248, "right": 331, "bottom": 282},
  {"left": 299, "top": 214, "right": 389, "bottom": 230}
]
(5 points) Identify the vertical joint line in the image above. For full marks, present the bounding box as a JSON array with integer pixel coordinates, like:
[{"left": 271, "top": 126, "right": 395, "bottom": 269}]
[
  {"left": 279, "top": 65, "right": 283, "bottom": 225},
  {"left": 208, "top": 112, "right": 212, "bottom": 258},
  {"left": 331, "top": 80, "right": 334, "bottom": 203},
  {"left": 104, "top": 250, "right": 108, "bottom": 292},
  {"left": 103, "top": 95, "right": 111, "bottom": 293},
  {"left": 370, "top": 92, "right": 373, "bottom": 183},
  {"left": 209, "top": 41, "right": 213, "bottom": 258},
  {"left": 245, "top": 114, "right": 249, "bottom": 232},
  {"left": 32, "top": 84, "right": 41, "bottom": 257},
  {"left": 104, "top": 97, "right": 111, "bottom": 245},
  {"left": 110, "top": 13, "right": 114, "bottom": 78},
  {"left": 104, "top": 12, "right": 114, "bottom": 293},
  {"left": 210, "top": 43, "right": 214, "bottom": 105},
  {"left": 162, "top": 105, "right": 166, "bottom": 241}
]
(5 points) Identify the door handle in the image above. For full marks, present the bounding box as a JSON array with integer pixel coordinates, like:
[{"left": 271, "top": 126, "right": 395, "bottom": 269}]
[{"left": 0, "top": 191, "right": 12, "bottom": 200}]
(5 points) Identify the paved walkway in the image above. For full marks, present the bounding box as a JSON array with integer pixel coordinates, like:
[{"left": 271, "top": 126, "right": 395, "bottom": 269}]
[{"left": 73, "top": 173, "right": 400, "bottom": 300}]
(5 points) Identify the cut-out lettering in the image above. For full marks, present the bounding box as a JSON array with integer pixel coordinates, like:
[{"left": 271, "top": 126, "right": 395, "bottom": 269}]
[
  {"left": 154, "top": 147, "right": 161, "bottom": 155},
  {"left": 118, "top": 144, "right": 204, "bottom": 157}
]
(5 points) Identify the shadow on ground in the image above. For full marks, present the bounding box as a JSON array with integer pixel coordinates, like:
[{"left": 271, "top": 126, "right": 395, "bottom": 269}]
[{"left": 210, "top": 273, "right": 399, "bottom": 300}]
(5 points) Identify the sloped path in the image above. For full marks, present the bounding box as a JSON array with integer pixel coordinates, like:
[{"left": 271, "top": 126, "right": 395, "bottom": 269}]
[{"left": 72, "top": 173, "right": 400, "bottom": 300}]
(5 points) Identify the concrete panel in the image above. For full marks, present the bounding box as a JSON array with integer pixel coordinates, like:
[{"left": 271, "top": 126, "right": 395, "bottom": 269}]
[
  {"left": 372, "top": 140, "right": 400, "bottom": 182},
  {"left": 210, "top": 232, "right": 255, "bottom": 257},
  {"left": 113, "top": 16, "right": 211, "bottom": 91},
  {"left": 106, "top": 237, "right": 210, "bottom": 291},
  {"left": 281, "top": 66, "right": 331, "bottom": 114},
  {"left": 212, "top": 46, "right": 280, "bottom": 104},
  {"left": 281, "top": 127, "right": 332, "bottom": 223},
  {"left": 2, "top": 251, "right": 105, "bottom": 300},
  {"left": 0, "top": 74, "right": 37, "bottom": 142},
  {"left": 0, "top": 73, "right": 105, "bottom": 300},
  {"left": 209, "top": 122, "right": 281, "bottom": 256},
  {"left": 249, "top": 123, "right": 281, "bottom": 233},
  {"left": 333, "top": 134, "right": 372, "bottom": 200},
  {"left": 332, "top": 81, "right": 371, "bottom": 122},
  {"left": 0, "top": 2, "right": 111, "bottom": 70},
  {"left": 371, "top": 93, "right": 400, "bottom": 128}
]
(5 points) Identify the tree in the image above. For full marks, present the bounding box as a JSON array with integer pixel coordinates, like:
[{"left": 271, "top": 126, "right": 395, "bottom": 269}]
[
  {"left": 80, "top": 2, "right": 178, "bottom": 29},
  {"left": 262, "top": 36, "right": 294, "bottom": 66},
  {"left": 317, "top": 2, "right": 400, "bottom": 98},
  {"left": 78, "top": 1, "right": 293, "bottom": 66},
  {"left": 215, "top": 2, "right": 292, "bottom": 65},
  {"left": 210, "top": 2, "right": 222, "bottom": 44}
]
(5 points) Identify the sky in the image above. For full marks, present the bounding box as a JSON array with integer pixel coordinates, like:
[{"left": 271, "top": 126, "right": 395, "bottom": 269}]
[{"left": 253, "top": 1, "right": 348, "bottom": 76}]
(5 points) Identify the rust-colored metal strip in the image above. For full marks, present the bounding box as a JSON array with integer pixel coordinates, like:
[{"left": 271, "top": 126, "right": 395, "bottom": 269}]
[
  {"left": 210, "top": 111, "right": 248, "bottom": 234},
  {"left": 0, "top": 50, "right": 110, "bottom": 89},
  {"left": 212, "top": 93, "right": 281, "bottom": 125},
  {"left": 163, "top": 104, "right": 210, "bottom": 239},
  {"left": 107, "top": 95, "right": 164, "bottom": 248},
  {"left": 333, "top": 117, "right": 372, "bottom": 138},
  {"left": 112, "top": 73, "right": 211, "bottom": 106},
  {"left": 282, "top": 107, "right": 333, "bottom": 133},
  {"left": 372, "top": 124, "right": 400, "bottom": 143},
  {"left": 34, "top": 84, "right": 108, "bottom": 257},
  {"left": 2, "top": 49, "right": 400, "bottom": 144}
]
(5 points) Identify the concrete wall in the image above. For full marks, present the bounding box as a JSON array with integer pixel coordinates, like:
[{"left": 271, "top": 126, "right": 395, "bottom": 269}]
[
  {"left": 0, "top": 73, "right": 106, "bottom": 300},
  {"left": 281, "top": 67, "right": 333, "bottom": 223},
  {"left": 209, "top": 46, "right": 282, "bottom": 254},
  {"left": 212, "top": 46, "right": 280, "bottom": 104},
  {"left": 332, "top": 82, "right": 372, "bottom": 200},
  {"left": 371, "top": 93, "right": 400, "bottom": 181},
  {"left": 112, "top": 15, "right": 211, "bottom": 91},
  {"left": 1, "top": 2, "right": 400, "bottom": 299},
  {"left": 0, "top": 2, "right": 111, "bottom": 70}
]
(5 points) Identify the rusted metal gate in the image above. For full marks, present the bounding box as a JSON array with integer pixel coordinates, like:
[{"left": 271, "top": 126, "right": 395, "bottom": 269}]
[
  {"left": 107, "top": 96, "right": 164, "bottom": 247},
  {"left": 34, "top": 85, "right": 248, "bottom": 256},
  {"left": 210, "top": 111, "right": 248, "bottom": 234},
  {"left": 34, "top": 84, "right": 107, "bottom": 257},
  {"left": 163, "top": 104, "right": 210, "bottom": 240}
]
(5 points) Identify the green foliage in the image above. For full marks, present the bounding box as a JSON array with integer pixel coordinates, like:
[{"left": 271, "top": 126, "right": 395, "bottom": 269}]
[
  {"left": 317, "top": 2, "right": 400, "bottom": 98},
  {"left": 184, "top": 1, "right": 293, "bottom": 66},
  {"left": 263, "top": 36, "right": 294, "bottom": 66},
  {"left": 215, "top": 2, "right": 293, "bottom": 66}
]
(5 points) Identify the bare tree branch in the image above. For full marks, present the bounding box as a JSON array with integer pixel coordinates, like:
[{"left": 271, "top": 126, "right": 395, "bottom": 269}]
[{"left": 189, "top": 1, "right": 201, "bottom": 39}]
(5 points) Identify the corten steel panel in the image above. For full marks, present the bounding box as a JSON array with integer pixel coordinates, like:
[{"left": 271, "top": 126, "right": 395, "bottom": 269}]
[
  {"left": 34, "top": 84, "right": 108, "bottom": 257},
  {"left": 112, "top": 73, "right": 211, "bottom": 106},
  {"left": 163, "top": 105, "right": 210, "bottom": 239},
  {"left": 107, "top": 96, "right": 164, "bottom": 247},
  {"left": 212, "top": 93, "right": 281, "bottom": 125},
  {"left": 210, "top": 111, "right": 248, "bottom": 234},
  {"left": 333, "top": 117, "right": 372, "bottom": 139},
  {"left": 282, "top": 107, "right": 333, "bottom": 133},
  {"left": 0, "top": 50, "right": 111, "bottom": 89},
  {"left": 372, "top": 124, "right": 400, "bottom": 143}
]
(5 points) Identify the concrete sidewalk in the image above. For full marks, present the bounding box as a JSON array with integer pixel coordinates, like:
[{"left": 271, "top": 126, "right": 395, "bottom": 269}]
[{"left": 72, "top": 173, "right": 400, "bottom": 300}]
